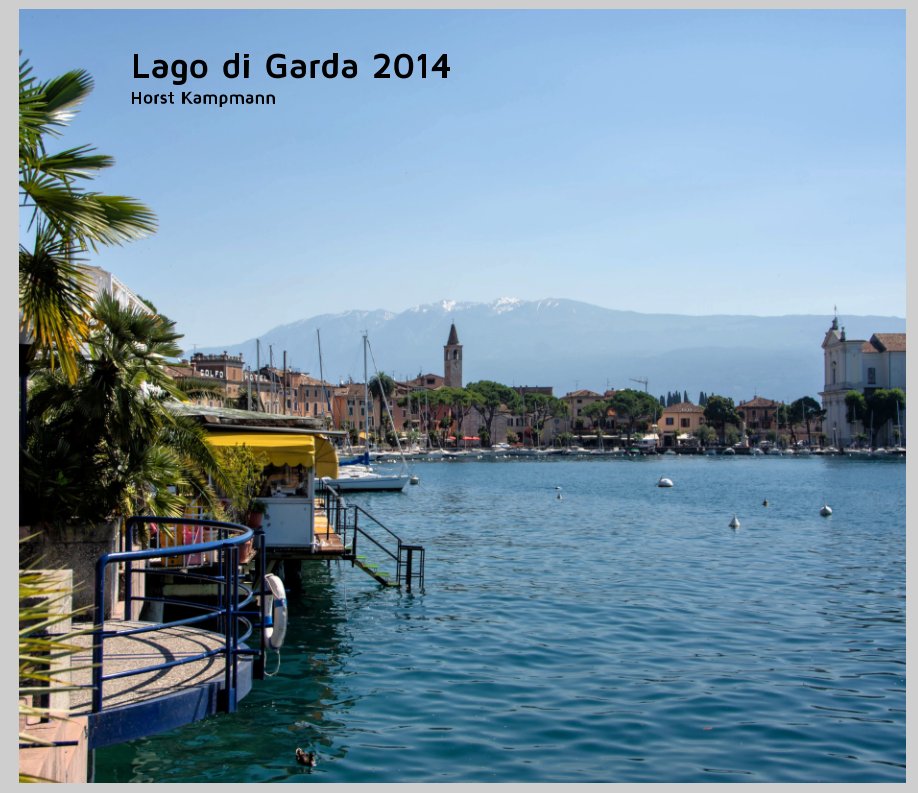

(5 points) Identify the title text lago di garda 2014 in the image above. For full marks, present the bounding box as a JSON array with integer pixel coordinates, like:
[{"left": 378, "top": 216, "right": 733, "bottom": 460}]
[{"left": 131, "top": 52, "right": 450, "bottom": 107}]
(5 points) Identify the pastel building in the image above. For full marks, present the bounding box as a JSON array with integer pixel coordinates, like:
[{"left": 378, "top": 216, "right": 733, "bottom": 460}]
[
  {"left": 657, "top": 402, "right": 707, "bottom": 448},
  {"left": 820, "top": 316, "right": 906, "bottom": 448}
]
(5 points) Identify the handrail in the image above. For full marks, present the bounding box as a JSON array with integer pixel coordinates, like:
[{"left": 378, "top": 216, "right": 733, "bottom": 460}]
[
  {"left": 91, "top": 516, "right": 265, "bottom": 717},
  {"left": 352, "top": 504, "right": 403, "bottom": 545},
  {"left": 315, "top": 483, "right": 425, "bottom": 591}
]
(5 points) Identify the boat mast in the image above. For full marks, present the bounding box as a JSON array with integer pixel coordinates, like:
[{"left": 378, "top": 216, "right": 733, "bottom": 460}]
[
  {"left": 317, "top": 329, "right": 333, "bottom": 427},
  {"left": 269, "top": 345, "right": 275, "bottom": 414},
  {"left": 363, "top": 331, "right": 370, "bottom": 458}
]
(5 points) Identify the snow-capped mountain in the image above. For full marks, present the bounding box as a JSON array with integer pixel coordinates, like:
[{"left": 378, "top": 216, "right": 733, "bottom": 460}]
[{"left": 190, "top": 298, "right": 904, "bottom": 402}]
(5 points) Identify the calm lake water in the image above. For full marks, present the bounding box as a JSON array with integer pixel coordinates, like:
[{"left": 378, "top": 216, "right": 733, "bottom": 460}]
[{"left": 95, "top": 455, "right": 906, "bottom": 783}]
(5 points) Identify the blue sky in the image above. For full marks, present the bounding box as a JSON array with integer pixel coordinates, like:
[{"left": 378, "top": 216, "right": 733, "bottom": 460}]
[{"left": 19, "top": 9, "right": 905, "bottom": 348}]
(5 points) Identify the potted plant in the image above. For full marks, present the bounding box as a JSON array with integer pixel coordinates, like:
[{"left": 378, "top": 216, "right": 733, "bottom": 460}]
[{"left": 246, "top": 499, "right": 267, "bottom": 529}]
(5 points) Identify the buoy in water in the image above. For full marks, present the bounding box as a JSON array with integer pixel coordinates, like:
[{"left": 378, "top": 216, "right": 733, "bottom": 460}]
[
  {"left": 820, "top": 503, "right": 832, "bottom": 516},
  {"left": 409, "top": 475, "right": 420, "bottom": 485},
  {"left": 658, "top": 477, "right": 674, "bottom": 488},
  {"left": 762, "top": 499, "right": 768, "bottom": 507},
  {"left": 729, "top": 514, "right": 741, "bottom": 529}
]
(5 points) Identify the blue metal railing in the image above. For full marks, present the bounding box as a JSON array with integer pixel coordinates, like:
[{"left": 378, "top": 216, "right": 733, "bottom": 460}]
[{"left": 91, "top": 516, "right": 267, "bottom": 716}]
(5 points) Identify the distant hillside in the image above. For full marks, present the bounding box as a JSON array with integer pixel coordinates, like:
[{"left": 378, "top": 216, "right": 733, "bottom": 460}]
[{"left": 190, "top": 298, "right": 905, "bottom": 403}]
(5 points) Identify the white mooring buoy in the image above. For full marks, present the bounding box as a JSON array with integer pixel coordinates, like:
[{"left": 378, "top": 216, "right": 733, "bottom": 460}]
[
  {"left": 409, "top": 475, "right": 420, "bottom": 485},
  {"left": 729, "top": 513, "right": 741, "bottom": 529},
  {"left": 658, "top": 477, "right": 674, "bottom": 488},
  {"left": 820, "top": 503, "right": 832, "bottom": 516}
]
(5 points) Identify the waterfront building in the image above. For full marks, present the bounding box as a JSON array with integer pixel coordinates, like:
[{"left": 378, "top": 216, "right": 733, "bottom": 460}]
[
  {"left": 820, "top": 316, "right": 906, "bottom": 448},
  {"left": 736, "top": 397, "right": 780, "bottom": 434},
  {"left": 84, "top": 265, "right": 150, "bottom": 314},
  {"left": 563, "top": 389, "right": 604, "bottom": 431},
  {"left": 657, "top": 401, "right": 707, "bottom": 448},
  {"left": 331, "top": 381, "right": 370, "bottom": 439},
  {"left": 173, "top": 351, "right": 336, "bottom": 422}
]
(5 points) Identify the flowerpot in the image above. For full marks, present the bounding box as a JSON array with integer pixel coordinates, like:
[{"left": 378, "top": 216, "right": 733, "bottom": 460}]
[{"left": 246, "top": 512, "right": 264, "bottom": 529}]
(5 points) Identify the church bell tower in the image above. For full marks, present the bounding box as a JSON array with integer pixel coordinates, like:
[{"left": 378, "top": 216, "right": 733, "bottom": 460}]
[{"left": 444, "top": 323, "right": 463, "bottom": 388}]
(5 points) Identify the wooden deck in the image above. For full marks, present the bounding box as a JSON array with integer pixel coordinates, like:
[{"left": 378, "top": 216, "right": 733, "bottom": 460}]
[{"left": 311, "top": 502, "right": 346, "bottom": 554}]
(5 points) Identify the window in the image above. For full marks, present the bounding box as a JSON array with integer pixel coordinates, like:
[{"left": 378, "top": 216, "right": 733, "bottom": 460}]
[
  {"left": 681, "top": 418, "right": 690, "bottom": 428},
  {"left": 665, "top": 417, "right": 674, "bottom": 426},
  {"left": 867, "top": 367, "right": 876, "bottom": 385}
]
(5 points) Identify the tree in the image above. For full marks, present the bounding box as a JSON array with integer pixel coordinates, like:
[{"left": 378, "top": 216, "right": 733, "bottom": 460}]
[
  {"left": 367, "top": 373, "right": 396, "bottom": 434},
  {"left": 611, "top": 389, "right": 660, "bottom": 446},
  {"left": 582, "top": 399, "right": 610, "bottom": 431},
  {"left": 703, "top": 395, "right": 741, "bottom": 445},
  {"left": 865, "top": 388, "right": 906, "bottom": 447},
  {"left": 696, "top": 424, "right": 717, "bottom": 447},
  {"left": 19, "top": 57, "right": 156, "bottom": 384},
  {"left": 844, "top": 390, "right": 868, "bottom": 446},
  {"left": 435, "top": 387, "right": 480, "bottom": 446},
  {"left": 524, "top": 393, "right": 568, "bottom": 447},
  {"left": 465, "top": 380, "right": 522, "bottom": 448},
  {"left": 788, "top": 396, "right": 825, "bottom": 448},
  {"left": 20, "top": 294, "right": 228, "bottom": 527}
]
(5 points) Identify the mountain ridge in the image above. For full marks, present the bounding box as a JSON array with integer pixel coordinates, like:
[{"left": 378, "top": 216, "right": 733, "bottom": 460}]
[{"left": 190, "top": 297, "right": 905, "bottom": 402}]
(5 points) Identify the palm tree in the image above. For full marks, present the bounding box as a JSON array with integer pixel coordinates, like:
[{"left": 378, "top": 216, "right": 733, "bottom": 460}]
[
  {"left": 21, "top": 294, "right": 227, "bottom": 528},
  {"left": 19, "top": 57, "right": 156, "bottom": 383}
]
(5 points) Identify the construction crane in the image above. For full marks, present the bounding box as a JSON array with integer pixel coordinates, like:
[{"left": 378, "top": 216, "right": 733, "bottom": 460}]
[{"left": 630, "top": 377, "right": 649, "bottom": 392}]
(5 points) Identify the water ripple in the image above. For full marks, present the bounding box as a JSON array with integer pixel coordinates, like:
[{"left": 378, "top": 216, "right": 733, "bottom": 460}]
[{"left": 95, "top": 457, "right": 904, "bottom": 783}]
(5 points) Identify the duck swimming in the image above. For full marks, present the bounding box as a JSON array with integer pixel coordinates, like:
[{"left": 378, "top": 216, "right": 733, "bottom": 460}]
[{"left": 295, "top": 748, "right": 317, "bottom": 767}]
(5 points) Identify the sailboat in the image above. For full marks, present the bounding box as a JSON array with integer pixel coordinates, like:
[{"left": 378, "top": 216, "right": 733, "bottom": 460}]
[{"left": 320, "top": 333, "right": 410, "bottom": 492}]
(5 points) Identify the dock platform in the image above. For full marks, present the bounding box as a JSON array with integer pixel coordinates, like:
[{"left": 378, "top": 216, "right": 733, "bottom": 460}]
[{"left": 67, "top": 620, "right": 253, "bottom": 749}]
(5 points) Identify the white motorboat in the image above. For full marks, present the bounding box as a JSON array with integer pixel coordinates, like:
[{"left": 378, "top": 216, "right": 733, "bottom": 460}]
[{"left": 321, "top": 467, "right": 409, "bottom": 492}]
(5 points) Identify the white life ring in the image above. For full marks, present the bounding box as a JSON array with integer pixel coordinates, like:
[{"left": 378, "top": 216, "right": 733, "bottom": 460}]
[{"left": 263, "top": 573, "right": 288, "bottom": 650}]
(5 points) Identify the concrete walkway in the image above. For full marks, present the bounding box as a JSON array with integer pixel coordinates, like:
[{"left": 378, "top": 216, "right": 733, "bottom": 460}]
[{"left": 68, "top": 620, "right": 234, "bottom": 713}]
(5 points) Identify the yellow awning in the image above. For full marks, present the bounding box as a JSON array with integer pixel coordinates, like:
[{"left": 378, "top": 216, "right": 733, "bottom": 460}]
[{"left": 206, "top": 433, "right": 339, "bottom": 478}]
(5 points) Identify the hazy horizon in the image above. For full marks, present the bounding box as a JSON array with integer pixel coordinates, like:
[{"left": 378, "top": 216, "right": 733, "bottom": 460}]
[{"left": 19, "top": 9, "right": 904, "bottom": 348}]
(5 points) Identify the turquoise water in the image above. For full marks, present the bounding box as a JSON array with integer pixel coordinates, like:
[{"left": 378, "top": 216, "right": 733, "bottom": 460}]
[{"left": 95, "top": 456, "right": 906, "bottom": 782}]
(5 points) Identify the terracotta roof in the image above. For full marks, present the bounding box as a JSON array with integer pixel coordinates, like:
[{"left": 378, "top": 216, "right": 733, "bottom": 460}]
[
  {"left": 737, "top": 396, "right": 781, "bottom": 408},
  {"left": 565, "top": 389, "right": 602, "bottom": 398},
  {"left": 865, "top": 333, "right": 906, "bottom": 353},
  {"left": 446, "top": 323, "right": 460, "bottom": 346},
  {"left": 166, "top": 363, "right": 194, "bottom": 378},
  {"left": 662, "top": 401, "right": 704, "bottom": 413}
]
